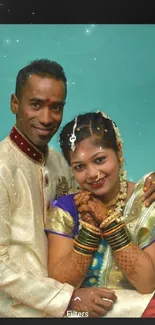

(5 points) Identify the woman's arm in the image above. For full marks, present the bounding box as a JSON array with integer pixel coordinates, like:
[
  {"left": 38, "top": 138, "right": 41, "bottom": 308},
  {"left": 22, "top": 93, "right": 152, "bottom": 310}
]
[
  {"left": 46, "top": 198, "right": 100, "bottom": 289},
  {"left": 113, "top": 241, "right": 155, "bottom": 294},
  {"left": 47, "top": 233, "right": 93, "bottom": 289},
  {"left": 73, "top": 189, "right": 155, "bottom": 294}
]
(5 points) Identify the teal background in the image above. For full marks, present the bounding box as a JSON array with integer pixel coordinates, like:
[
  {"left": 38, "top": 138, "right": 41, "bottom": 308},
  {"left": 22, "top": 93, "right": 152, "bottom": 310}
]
[{"left": 0, "top": 24, "right": 155, "bottom": 181}]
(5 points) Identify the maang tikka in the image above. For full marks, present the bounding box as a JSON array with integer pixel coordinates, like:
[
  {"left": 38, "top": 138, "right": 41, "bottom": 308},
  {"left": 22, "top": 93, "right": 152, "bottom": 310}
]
[{"left": 69, "top": 116, "right": 78, "bottom": 151}]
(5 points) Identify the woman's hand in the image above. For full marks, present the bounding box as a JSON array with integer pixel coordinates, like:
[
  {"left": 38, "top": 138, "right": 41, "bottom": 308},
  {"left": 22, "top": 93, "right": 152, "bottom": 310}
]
[{"left": 74, "top": 190, "right": 108, "bottom": 227}]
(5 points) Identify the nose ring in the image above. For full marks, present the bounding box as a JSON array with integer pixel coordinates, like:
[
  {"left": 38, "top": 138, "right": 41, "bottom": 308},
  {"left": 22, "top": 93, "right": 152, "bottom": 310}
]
[{"left": 95, "top": 172, "right": 100, "bottom": 182}]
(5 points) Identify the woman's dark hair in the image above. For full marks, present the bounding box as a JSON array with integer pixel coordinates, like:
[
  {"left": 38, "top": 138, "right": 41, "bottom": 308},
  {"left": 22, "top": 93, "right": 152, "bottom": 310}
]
[
  {"left": 59, "top": 111, "right": 119, "bottom": 165},
  {"left": 15, "top": 59, "right": 67, "bottom": 99}
]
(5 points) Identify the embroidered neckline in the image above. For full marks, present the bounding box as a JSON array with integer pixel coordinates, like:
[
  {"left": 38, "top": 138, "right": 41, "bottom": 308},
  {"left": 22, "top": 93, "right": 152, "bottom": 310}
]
[{"left": 9, "top": 125, "right": 48, "bottom": 165}]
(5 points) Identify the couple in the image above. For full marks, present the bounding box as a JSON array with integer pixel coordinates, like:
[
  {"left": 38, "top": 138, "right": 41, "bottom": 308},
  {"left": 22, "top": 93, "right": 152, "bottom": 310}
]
[{"left": 0, "top": 58, "right": 154, "bottom": 317}]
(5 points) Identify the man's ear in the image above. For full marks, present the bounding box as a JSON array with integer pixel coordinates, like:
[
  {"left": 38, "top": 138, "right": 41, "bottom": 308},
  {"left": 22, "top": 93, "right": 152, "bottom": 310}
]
[{"left": 10, "top": 94, "right": 19, "bottom": 114}]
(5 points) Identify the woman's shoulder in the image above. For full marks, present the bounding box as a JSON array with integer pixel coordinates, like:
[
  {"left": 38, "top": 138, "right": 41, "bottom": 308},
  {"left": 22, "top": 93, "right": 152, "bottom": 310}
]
[
  {"left": 51, "top": 193, "right": 78, "bottom": 217},
  {"left": 52, "top": 193, "right": 76, "bottom": 205}
]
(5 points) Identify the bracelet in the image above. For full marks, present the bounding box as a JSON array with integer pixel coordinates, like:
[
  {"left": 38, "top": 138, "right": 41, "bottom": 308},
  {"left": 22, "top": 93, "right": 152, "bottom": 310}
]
[
  {"left": 103, "top": 222, "right": 126, "bottom": 236},
  {"left": 73, "top": 245, "right": 94, "bottom": 256},
  {"left": 74, "top": 240, "right": 98, "bottom": 251},
  {"left": 100, "top": 214, "right": 122, "bottom": 229},
  {"left": 80, "top": 220, "right": 100, "bottom": 235},
  {"left": 102, "top": 221, "right": 132, "bottom": 252},
  {"left": 73, "top": 223, "right": 101, "bottom": 256}
]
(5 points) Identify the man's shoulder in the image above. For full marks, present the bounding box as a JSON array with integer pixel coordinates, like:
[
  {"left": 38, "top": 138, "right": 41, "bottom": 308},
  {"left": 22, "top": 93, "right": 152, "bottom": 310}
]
[
  {"left": 48, "top": 146, "right": 62, "bottom": 157},
  {"left": 0, "top": 136, "right": 12, "bottom": 157},
  {"left": 48, "top": 146, "right": 67, "bottom": 164}
]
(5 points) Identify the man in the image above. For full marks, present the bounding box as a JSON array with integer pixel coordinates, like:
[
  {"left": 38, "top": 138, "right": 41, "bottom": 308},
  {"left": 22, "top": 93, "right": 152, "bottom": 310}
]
[
  {"left": 0, "top": 59, "right": 154, "bottom": 318},
  {"left": 0, "top": 59, "right": 118, "bottom": 317}
]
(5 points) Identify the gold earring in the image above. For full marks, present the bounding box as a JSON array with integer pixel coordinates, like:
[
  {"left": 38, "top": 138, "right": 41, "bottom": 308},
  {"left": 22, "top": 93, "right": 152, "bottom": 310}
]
[{"left": 119, "top": 157, "right": 124, "bottom": 165}]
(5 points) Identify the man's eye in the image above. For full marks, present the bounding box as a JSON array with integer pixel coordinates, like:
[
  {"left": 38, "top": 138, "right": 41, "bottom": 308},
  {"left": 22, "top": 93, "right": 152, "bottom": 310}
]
[
  {"left": 52, "top": 105, "right": 64, "bottom": 112},
  {"left": 32, "top": 102, "right": 40, "bottom": 108}
]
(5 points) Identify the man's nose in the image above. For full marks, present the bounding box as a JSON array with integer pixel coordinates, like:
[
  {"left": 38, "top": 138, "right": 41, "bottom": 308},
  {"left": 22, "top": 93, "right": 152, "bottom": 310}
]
[{"left": 38, "top": 108, "right": 53, "bottom": 125}]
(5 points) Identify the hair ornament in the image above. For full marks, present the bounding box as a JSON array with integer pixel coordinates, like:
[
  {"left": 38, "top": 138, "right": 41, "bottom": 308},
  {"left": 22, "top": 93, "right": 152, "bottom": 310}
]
[
  {"left": 69, "top": 116, "right": 78, "bottom": 151},
  {"left": 97, "top": 110, "right": 123, "bottom": 146}
]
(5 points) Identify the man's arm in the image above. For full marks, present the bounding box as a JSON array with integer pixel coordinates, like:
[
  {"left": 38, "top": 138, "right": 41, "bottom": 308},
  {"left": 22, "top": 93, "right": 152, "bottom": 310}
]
[{"left": 0, "top": 175, "right": 74, "bottom": 317}]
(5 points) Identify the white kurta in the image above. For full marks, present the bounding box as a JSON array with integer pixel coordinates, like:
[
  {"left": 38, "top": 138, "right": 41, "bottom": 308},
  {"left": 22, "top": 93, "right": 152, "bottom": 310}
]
[{"left": 0, "top": 126, "right": 76, "bottom": 317}]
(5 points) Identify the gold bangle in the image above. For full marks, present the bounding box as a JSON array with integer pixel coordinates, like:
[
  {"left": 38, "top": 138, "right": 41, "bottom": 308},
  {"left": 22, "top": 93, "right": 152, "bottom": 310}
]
[
  {"left": 74, "top": 240, "right": 98, "bottom": 251},
  {"left": 73, "top": 248, "right": 93, "bottom": 256},
  {"left": 105, "top": 227, "right": 129, "bottom": 238},
  {"left": 78, "top": 238, "right": 99, "bottom": 246},
  {"left": 103, "top": 223, "right": 126, "bottom": 236},
  {"left": 100, "top": 214, "right": 121, "bottom": 229},
  {"left": 80, "top": 221, "right": 100, "bottom": 234}
]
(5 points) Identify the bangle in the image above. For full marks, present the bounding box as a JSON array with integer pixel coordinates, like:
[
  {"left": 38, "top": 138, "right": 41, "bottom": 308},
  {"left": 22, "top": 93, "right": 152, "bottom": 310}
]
[
  {"left": 102, "top": 222, "right": 132, "bottom": 252},
  {"left": 103, "top": 222, "right": 126, "bottom": 236},
  {"left": 80, "top": 220, "right": 100, "bottom": 235},
  {"left": 74, "top": 240, "right": 98, "bottom": 251},
  {"left": 100, "top": 214, "right": 121, "bottom": 229},
  {"left": 73, "top": 245, "right": 94, "bottom": 256},
  {"left": 73, "top": 223, "right": 100, "bottom": 256}
]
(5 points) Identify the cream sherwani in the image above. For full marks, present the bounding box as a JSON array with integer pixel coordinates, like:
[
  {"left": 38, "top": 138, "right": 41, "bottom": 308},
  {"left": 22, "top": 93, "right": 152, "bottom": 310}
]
[{"left": 0, "top": 126, "right": 76, "bottom": 317}]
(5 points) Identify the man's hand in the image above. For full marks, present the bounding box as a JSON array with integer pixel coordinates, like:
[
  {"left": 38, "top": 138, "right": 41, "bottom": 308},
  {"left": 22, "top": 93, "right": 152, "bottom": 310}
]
[
  {"left": 66, "top": 287, "right": 117, "bottom": 317},
  {"left": 143, "top": 172, "right": 155, "bottom": 207}
]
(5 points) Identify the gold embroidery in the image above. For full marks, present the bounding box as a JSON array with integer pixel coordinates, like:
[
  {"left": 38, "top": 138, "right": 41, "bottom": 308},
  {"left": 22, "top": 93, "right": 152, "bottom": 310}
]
[
  {"left": 46, "top": 206, "right": 75, "bottom": 235},
  {"left": 56, "top": 176, "right": 70, "bottom": 198}
]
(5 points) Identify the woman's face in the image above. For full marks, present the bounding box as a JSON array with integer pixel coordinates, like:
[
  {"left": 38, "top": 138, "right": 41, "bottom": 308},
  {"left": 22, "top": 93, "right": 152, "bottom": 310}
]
[{"left": 70, "top": 137, "right": 120, "bottom": 202}]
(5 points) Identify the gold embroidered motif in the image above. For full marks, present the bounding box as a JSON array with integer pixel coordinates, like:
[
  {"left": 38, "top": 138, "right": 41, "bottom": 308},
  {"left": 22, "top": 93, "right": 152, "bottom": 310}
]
[
  {"left": 46, "top": 206, "right": 74, "bottom": 235},
  {"left": 56, "top": 176, "right": 70, "bottom": 198}
]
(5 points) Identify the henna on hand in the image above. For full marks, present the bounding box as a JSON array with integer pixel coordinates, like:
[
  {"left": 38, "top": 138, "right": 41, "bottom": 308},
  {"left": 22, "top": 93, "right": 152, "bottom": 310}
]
[
  {"left": 74, "top": 190, "right": 92, "bottom": 206},
  {"left": 74, "top": 190, "right": 108, "bottom": 227},
  {"left": 51, "top": 250, "right": 93, "bottom": 288}
]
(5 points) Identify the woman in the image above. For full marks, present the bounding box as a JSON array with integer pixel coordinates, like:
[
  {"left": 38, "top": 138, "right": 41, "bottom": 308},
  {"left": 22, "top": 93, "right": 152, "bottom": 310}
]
[{"left": 45, "top": 111, "right": 155, "bottom": 317}]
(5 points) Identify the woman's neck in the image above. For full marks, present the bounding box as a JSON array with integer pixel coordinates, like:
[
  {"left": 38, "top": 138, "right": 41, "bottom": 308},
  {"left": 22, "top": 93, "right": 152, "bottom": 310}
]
[
  {"left": 100, "top": 179, "right": 121, "bottom": 205},
  {"left": 100, "top": 180, "right": 136, "bottom": 206}
]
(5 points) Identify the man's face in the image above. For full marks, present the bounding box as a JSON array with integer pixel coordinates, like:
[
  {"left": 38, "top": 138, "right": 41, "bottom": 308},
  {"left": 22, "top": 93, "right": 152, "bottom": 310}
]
[{"left": 11, "top": 74, "right": 66, "bottom": 149}]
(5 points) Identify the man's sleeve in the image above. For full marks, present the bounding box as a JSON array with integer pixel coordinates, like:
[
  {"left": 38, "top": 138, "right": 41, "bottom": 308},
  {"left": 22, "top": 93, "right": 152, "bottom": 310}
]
[{"left": 0, "top": 174, "right": 74, "bottom": 317}]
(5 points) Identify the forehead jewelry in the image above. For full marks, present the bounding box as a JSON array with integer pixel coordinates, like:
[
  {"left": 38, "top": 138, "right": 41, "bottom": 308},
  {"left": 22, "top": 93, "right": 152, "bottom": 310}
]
[{"left": 69, "top": 116, "right": 78, "bottom": 151}]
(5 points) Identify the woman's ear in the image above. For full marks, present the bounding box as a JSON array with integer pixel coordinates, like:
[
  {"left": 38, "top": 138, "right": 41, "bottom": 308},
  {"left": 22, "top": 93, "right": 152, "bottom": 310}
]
[{"left": 10, "top": 94, "right": 19, "bottom": 114}]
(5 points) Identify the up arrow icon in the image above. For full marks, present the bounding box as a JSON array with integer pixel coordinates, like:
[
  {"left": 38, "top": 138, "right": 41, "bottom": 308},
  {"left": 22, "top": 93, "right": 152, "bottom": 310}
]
[{"left": 74, "top": 297, "right": 81, "bottom": 301}]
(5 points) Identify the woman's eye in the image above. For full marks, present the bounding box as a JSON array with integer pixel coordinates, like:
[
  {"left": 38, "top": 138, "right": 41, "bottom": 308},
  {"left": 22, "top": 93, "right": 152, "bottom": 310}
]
[
  {"left": 74, "top": 164, "right": 84, "bottom": 171},
  {"left": 95, "top": 157, "right": 105, "bottom": 164}
]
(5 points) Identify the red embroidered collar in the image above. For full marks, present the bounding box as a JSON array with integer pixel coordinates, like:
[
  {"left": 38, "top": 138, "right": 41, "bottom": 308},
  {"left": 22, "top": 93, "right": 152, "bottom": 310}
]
[{"left": 9, "top": 126, "right": 48, "bottom": 164}]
